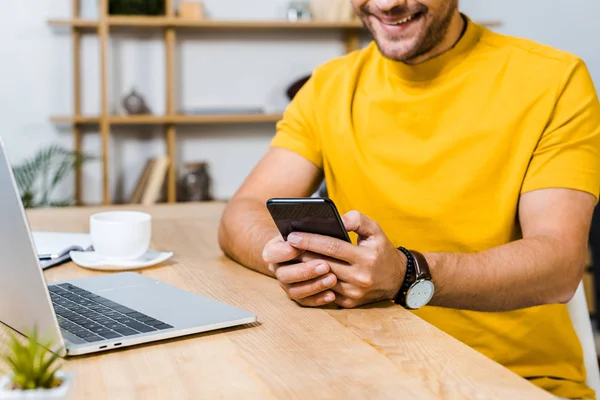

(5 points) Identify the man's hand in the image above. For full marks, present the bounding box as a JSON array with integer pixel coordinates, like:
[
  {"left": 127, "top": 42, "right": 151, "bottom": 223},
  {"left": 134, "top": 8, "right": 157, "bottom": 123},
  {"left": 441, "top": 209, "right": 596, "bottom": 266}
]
[
  {"left": 286, "top": 211, "right": 407, "bottom": 309},
  {"left": 262, "top": 236, "right": 339, "bottom": 307}
]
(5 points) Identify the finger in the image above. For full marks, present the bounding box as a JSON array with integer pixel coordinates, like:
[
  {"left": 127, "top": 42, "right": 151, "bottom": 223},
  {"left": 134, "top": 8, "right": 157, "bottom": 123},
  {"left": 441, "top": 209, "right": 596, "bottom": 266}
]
[
  {"left": 331, "top": 281, "right": 366, "bottom": 301},
  {"left": 295, "top": 291, "right": 336, "bottom": 307},
  {"left": 342, "top": 211, "right": 381, "bottom": 239},
  {"left": 281, "top": 273, "right": 337, "bottom": 300},
  {"left": 297, "top": 252, "right": 360, "bottom": 284},
  {"left": 274, "top": 260, "right": 330, "bottom": 284},
  {"left": 287, "top": 232, "right": 360, "bottom": 263},
  {"left": 333, "top": 294, "right": 360, "bottom": 309},
  {"left": 263, "top": 236, "right": 304, "bottom": 264}
]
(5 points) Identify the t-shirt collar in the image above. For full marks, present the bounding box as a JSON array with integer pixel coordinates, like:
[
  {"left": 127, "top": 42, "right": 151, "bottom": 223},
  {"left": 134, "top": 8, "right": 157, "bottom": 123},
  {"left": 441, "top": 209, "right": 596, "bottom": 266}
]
[{"left": 382, "top": 14, "right": 483, "bottom": 82}]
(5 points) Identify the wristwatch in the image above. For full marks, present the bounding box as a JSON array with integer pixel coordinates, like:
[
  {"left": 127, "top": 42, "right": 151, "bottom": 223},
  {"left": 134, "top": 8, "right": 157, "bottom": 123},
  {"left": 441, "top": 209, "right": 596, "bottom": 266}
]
[{"left": 394, "top": 247, "right": 435, "bottom": 309}]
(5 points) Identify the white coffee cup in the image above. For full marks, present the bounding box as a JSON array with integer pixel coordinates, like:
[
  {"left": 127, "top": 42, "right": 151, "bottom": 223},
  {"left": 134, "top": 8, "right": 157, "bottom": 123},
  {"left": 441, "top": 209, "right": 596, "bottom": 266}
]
[{"left": 90, "top": 211, "right": 151, "bottom": 261}]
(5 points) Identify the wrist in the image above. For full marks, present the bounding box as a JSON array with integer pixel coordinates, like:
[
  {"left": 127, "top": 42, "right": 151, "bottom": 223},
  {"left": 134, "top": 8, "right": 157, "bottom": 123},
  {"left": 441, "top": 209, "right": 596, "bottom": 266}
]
[
  {"left": 394, "top": 248, "right": 435, "bottom": 309},
  {"left": 389, "top": 250, "right": 408, "bottom": 301}
]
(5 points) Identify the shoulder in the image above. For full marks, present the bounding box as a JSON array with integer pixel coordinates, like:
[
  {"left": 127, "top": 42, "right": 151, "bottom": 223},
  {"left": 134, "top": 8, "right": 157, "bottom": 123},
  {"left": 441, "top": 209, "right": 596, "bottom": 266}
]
[
  {"left": 309, "top": 43, "right": 379, "bottom": 88},
  {"left": 477, "top": 26, "right": 582, "bottom": 71}
]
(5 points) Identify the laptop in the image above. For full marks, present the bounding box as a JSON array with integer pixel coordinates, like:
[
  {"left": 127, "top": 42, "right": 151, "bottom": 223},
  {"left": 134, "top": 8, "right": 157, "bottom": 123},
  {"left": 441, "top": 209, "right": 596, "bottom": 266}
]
[{"left": 0, "top": 139, "right": 257, "bottom": 356}]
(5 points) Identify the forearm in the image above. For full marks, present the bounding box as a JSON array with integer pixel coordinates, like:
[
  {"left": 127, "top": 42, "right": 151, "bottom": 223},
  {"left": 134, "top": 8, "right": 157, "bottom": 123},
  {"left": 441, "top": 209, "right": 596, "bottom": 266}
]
[
  {"left": 218, "top": 197, "right": 279, "bottom": 276},
  {"left": 426, "top": 235, "right": 586, "bottom": 311}
]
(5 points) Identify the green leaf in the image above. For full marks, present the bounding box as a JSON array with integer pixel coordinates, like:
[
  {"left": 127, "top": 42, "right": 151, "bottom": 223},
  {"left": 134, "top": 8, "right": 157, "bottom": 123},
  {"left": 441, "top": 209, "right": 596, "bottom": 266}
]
[
  {"left": 11, "top": 145, "right": 94, "bottom": 208},
  {"left": 49, "top": 199, "right": 73, "bottom": 208},
  {"left": 1, "top": 325, "right": 64, "bottom": 389}
]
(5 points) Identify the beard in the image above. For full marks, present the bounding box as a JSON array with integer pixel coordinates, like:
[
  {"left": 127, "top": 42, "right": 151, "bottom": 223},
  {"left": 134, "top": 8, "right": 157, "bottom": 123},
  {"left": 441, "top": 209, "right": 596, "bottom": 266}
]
[{"left": 358, "top": 0, "right": 459, "bottom": 63}]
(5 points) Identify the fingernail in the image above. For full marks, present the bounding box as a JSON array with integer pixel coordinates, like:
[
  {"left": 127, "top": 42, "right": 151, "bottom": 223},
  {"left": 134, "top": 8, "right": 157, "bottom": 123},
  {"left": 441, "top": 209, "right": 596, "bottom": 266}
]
[
  {"left": 323, "top": 276, "right": 335, "bottom": 286},
  {"left": 315, "top": 264, "right": 328, "bottom": 274},
  {"left": 324, "top": 292, "right": 335, "bottom": 302},
  {"left": 287, "top": 233, "right": 301, "bottom": 245}
]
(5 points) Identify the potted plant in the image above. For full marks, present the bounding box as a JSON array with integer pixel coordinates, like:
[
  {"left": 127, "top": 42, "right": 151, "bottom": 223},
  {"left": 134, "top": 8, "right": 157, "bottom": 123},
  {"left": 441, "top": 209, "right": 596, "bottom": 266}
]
[
  {"left": 0, "top": 328, "right": 73, "bottom": 399},
  {"left": 12, "top": 145, "right": 92, "bottom": 209}
]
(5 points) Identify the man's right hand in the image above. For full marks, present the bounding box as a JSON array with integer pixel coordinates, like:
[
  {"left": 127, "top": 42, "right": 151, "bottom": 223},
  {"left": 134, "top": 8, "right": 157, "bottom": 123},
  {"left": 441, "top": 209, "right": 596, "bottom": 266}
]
[{"left": 262, "top": 235, "right": 338, "bottom": 307}]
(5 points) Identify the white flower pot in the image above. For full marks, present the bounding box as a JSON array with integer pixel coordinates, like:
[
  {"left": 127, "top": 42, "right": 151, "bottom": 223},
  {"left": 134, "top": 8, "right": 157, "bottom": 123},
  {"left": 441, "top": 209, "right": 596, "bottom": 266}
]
[{"left": 0, "top": 372, "right": 74, "bottom": 400}]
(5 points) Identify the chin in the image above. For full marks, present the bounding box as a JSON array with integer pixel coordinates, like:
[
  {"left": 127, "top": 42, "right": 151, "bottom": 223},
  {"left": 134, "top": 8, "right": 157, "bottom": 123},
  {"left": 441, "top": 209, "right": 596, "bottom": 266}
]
[{"left": 375, "top": 38, "right": 421, "bottom": 62}]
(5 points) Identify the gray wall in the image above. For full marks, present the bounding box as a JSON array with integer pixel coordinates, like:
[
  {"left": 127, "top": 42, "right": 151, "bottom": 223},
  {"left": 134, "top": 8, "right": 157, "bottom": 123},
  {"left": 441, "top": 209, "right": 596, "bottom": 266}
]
[{"left": 2, "top": 0, "right": 599, "bottom": 203}]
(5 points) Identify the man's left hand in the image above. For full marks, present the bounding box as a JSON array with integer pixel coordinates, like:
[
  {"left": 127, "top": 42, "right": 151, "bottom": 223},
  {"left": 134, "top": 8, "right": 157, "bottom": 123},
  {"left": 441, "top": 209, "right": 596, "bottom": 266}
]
[{"left": 286, "top": 211, "right": 407, "bottom": 308}]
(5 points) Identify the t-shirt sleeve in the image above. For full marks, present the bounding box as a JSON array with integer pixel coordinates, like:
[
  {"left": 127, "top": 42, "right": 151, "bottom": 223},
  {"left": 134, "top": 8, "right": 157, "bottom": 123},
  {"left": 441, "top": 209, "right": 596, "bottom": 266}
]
[
  {"left": 271, "top": 75, "right": 323, "bottom": 169},
  {"left": 521, "top": 60, "right": 600, "bottom": 200}
]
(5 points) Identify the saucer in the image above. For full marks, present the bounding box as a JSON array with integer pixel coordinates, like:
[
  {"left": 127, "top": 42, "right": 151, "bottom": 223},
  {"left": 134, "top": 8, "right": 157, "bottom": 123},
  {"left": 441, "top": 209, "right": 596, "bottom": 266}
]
[{"left": 69, "top": 249, "right": 174, "bottom": 271}]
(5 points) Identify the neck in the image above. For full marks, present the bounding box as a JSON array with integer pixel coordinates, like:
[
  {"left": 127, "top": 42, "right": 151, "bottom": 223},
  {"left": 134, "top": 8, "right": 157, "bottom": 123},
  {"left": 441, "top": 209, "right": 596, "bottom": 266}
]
[{"left": 405, "top": 12, "right": 465, "bottom": 65}]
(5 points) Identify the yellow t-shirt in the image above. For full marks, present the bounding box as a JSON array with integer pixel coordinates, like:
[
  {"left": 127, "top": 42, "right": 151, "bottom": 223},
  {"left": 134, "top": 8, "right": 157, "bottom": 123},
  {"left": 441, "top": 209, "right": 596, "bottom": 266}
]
[{"left": 271, "top": 17, "right": 600, "bottom": 399}]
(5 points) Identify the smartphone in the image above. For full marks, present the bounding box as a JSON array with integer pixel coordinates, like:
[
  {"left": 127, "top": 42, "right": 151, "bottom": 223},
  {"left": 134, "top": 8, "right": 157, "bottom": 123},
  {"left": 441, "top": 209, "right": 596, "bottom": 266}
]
[{"left": 266, "top": 198, "right": 351, "bottom": 242}]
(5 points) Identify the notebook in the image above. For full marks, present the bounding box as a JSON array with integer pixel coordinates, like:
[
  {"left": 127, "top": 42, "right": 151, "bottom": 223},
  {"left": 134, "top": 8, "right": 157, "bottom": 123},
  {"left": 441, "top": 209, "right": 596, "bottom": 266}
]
[{"left": 32, "top": 232, "right": 93, "bottom": 270}]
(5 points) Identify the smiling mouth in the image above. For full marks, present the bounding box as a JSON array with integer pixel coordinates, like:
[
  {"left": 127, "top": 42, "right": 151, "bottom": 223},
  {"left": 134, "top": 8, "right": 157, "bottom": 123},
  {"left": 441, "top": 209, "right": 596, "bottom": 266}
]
[{"left": 381, "top": 11, "right": 424, "bottom": 26}]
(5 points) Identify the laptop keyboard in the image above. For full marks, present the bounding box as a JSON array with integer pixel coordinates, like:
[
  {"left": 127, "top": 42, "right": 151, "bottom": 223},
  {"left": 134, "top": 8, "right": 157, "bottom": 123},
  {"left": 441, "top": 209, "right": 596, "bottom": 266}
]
[{"left": 49, "top": 283, "right": 173, "bottom": 343}]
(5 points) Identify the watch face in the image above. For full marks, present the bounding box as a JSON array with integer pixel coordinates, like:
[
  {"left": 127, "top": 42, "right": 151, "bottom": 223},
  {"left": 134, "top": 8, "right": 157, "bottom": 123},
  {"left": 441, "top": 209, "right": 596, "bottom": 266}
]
[{"left": 406, "top": 280, "right": 435, "bottom": 309}]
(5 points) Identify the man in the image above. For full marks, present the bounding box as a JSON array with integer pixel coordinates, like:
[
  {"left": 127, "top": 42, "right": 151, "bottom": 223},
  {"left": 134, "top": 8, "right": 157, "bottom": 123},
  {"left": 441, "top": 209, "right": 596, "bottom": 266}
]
[{"left": 219, "top": 0, "right": 600, "bottom": 398}]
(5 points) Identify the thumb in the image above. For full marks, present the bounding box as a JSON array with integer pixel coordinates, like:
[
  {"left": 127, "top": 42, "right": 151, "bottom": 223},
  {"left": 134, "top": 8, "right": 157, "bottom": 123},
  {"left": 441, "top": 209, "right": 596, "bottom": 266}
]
[{"left": 342, "top": 210, "right": 380, "bottom": 239}]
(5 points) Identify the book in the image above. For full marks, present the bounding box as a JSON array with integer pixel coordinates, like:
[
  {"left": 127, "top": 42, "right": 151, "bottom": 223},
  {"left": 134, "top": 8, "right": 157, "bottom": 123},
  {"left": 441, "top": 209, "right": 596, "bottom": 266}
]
[
  {"left": 130, "top": 159, "right": 157, "bottom": 204},
  {"left": 141, "top": 156, "right": 171, "bottom": 205},
  {"left": 32, "top": 231, "right": 93, "bottom": 270}
]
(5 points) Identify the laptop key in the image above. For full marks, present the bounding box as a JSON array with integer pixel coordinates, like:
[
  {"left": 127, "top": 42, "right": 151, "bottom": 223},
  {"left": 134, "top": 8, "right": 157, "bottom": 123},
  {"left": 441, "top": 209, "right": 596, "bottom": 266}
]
[
  {"left": 95, "top": 306, "right": 114, "bottom": 314},
  {"left": 92, "top": 317, "right": 113, "bottom": 325},
  {"left": 94, "top": 298, "right": 121, "bottom": 308},
  {"left": 122, "top": 321, "right": 156, "bottom": 333},
  {"left": 103, "top": 312, "right": 125, "bottom": 320},
  {"left": 54, "top": 308, "right": 69, "bottom": 316},
  {"left": 89, "top": 327, "right": 120, "bottom": 336},
  {"left": 99, "top": 331, "right": 122, "bottom": 340},
  {"left": 134, "top": 316, "right": 156, "bottom": 323},
  {"left": 48, "top": 286, "right": 63, "bottom": 293},
  {"left": 80, "top": 322, "right": 101, "bottom": 330},
  {"left": 153, "top": 324, "right": 173, "bottom": 330},
  {"left": 58, "top": 283, "right": 76, "bottom": 290},
  {"left": 79, "top": 292, "right": 101, "bottom": 299},
  {"left": 82, "top": 311, "right": 102, "bottom": 320},
  {"left": 70, "top": 305, "right": 88, "bottom": 314},
  {"left": 113, "top": 327, "right": 139, "bottom": 336},
  {"left": 104, "top": 321, "right": 126, "bottom": 330},
  {"left": 143, "top": 319, "right": 166, "bottom": 327},
  {"left": 83, "top": 335, "right": 104, "bottom": 343},
  {"left": 124, "top": 311, "right": 148, "bottom": 319},
  {"left": 112, "top": 306, "right": 135, "bottom": 314},
  {"left": 69, "top": 317, "right": 89, "bottom": 325},
  {"left": 71, "top": 329, "right": 96, "bottom": 339}
]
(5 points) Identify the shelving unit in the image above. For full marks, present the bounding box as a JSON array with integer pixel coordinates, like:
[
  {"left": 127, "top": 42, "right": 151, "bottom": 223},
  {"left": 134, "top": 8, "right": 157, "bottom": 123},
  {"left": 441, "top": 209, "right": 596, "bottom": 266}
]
[
  {"left": 49, "top": 3, "right": 501, "bottom": 205},
  {"left": 51, "top": 114, "right": 284, "bottom": 125}
]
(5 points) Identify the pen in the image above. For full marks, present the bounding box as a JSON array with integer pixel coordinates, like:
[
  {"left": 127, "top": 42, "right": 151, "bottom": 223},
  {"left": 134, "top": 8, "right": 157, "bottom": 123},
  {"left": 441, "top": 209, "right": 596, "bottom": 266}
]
[{"left": 38, "top": 246, "right": 84, "bottom": 261}]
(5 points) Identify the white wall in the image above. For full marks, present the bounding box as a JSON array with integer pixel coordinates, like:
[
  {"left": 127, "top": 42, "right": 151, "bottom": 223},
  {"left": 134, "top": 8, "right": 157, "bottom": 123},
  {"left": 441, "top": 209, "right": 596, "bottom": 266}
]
[{"left": 1, "top": 0, "right": 599, "bottom": 204}]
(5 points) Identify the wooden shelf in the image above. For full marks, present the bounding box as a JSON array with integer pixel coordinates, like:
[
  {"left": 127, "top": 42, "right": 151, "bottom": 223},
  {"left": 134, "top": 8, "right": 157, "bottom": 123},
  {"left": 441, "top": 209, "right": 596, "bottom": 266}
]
[
  {"left": 51, "top": 115, "right": 100, "bottom": 124},
  {"left": 51, "top": 114, "right": 283, "bottom": 125},
  {"left": 170, "top": 114, "right": 283, "bottom": 124},
  {"left": 49, "top": 17, "right": 502, "bottom": 31},
  {"left": 49, "top": 18, "right": 365, "bottom": 31}
]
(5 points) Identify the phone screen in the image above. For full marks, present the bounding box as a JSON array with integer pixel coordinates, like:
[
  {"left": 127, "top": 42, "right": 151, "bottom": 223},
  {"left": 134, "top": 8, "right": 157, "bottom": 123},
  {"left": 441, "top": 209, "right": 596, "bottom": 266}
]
[{"left": 267, "top": 199, "right": 351, "bottom": 242}]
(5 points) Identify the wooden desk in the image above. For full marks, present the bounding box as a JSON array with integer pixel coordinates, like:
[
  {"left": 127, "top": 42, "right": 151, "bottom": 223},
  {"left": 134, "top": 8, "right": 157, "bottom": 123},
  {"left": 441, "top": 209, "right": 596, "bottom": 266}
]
[{"left": 0, "top": 204, "right": 552, "bottom": 399}]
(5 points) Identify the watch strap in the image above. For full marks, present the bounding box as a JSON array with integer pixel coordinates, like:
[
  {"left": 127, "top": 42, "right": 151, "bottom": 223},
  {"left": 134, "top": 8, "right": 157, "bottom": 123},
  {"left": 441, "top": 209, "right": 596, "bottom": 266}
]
[{"left": 394, "top": 247, "right": 432, "bottom": 307}]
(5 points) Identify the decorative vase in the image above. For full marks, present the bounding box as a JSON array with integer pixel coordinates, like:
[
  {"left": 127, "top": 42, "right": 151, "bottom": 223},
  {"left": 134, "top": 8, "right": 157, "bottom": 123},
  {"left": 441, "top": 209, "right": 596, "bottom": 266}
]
[
  {"left": 287, "top": 0, "right": 312, "bottom": 22},
  {"left": 122, "top": 89, "right": 151, "bottom": 115},
  {"left": 179, "top": 162, "right": 213, "bottom": 202},
  {"left": 0, "top": 372, "right": 74, "bottom": 400}
]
